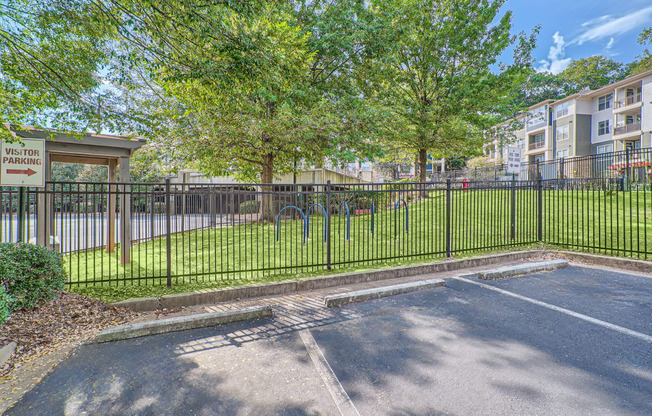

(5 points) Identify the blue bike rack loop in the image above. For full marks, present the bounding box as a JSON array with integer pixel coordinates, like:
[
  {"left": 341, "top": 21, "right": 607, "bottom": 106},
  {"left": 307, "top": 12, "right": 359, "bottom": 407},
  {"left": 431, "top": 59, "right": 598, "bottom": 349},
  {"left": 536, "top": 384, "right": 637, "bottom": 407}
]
[
  {"left": 394, "top": 199, "right": 409, "bottom": 236},
  {"left": 276, "top": 206, "right": 306, "bottom": 244},
  {"left": 305, "top": 203, "right": 328, "bottom": 242}
]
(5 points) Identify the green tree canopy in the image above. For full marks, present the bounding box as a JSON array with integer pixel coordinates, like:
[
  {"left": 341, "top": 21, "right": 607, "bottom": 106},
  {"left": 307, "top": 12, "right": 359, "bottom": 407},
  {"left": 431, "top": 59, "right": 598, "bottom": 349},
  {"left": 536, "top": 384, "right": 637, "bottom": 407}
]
[
  {"left": 559, "top": 56, "right": 626, "bottom": 94},
  {"left": 360, "top": 0, "right": 535, "bottom": 181},
  {"left": 0, "top": 0, "right": 119, "bottom": 140},
  {"left": 628, "top": 27, "right": 652, "bottom": 76}
]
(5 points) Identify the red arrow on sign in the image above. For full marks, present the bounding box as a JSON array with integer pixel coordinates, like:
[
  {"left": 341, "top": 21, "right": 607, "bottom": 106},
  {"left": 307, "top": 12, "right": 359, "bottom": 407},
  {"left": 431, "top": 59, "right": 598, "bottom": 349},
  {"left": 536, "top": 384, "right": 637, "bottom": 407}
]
[{"left": 6, "top": 168, "right": 37, "bottom": 177}]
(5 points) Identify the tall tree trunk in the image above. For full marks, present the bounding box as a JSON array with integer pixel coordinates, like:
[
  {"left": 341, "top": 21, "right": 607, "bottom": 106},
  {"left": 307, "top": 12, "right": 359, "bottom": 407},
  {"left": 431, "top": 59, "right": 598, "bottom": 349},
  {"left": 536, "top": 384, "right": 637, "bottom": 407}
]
[
  {"left": 418, "top": 148, "right": 428, "bottom": 182},
  {"left": 260, "top": 153, "right": 274, "bottom": 222}
]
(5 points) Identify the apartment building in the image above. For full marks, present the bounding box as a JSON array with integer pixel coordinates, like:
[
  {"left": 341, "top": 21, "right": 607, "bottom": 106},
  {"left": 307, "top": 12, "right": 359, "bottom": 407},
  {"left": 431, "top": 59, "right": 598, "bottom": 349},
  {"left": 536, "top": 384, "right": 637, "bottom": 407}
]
[{"left": 484, "top": 69, "right": 652, "bottom": 163}]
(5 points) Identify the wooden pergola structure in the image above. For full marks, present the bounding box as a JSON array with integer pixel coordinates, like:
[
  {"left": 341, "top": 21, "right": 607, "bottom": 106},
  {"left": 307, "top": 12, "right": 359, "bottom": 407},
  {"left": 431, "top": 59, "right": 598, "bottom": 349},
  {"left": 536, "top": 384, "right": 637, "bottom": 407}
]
[{"left": 11, "top": 126, "right": 147, "bottom": 264}]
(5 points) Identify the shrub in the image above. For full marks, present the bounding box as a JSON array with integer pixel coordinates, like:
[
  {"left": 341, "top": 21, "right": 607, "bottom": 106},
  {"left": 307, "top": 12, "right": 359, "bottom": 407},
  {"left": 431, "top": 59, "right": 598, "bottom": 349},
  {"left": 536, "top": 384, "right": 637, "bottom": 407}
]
[
  {"left": 0, "top": 285, "right": 11, "bottom": 326},
  {"left": 152, "top": 201, "right": 167, "bottom": 214},
  {"left": 0, "top": 243, "right": 65, "bottom": 312},
  {"left": 239, "top": 200, "right": 261, "bottom": 214}
]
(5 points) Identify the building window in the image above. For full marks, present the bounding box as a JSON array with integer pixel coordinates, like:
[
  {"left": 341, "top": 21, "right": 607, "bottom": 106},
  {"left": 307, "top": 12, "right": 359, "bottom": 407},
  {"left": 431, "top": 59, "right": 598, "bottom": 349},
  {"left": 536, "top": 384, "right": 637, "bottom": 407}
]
[
  {"left": 556, "top": 102, "right": 569, "bottom": 118},
  {"left": 598, "top": 94, "right": 613, "bottom": 111},
  {"left": 598, "top": 120, "right": 610, "bottom": 136},
  {"left": 557, "top": 149, "right": 569, "bottom": 158},
  {"left": 556, "top": 125, "right": 569, "bottom": 141},
  {"left": 596, "top": 144, "right": 613, "bottom": 154},
  {"left": 527, "top": 107, "right": 547, "bottom": 127}
]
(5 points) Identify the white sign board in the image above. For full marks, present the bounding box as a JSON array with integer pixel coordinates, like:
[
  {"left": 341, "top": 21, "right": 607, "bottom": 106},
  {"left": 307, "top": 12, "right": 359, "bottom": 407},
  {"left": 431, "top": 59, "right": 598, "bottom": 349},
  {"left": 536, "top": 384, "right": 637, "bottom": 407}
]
[
  {"left": 0, "top": 138, "right": 46, "bottom": 187},
  {"left": 507, "top": 147, "right": 521, "bottom": 175}
]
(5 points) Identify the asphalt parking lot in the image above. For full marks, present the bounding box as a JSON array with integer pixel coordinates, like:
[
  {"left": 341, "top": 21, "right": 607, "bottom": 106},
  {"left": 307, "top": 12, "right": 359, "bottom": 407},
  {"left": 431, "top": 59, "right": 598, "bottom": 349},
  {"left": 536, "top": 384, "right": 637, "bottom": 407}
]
[{"left": 6, "top": 265, "right": 652, "bottom": 416}]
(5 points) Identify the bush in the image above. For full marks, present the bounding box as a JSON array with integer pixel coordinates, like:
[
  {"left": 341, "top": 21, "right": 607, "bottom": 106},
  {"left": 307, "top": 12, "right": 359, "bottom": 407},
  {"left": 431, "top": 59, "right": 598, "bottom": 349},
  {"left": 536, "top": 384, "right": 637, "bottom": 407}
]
[
  {"left": 0, "top": 285, "right": 11, "bottom": 326},
  {"left": 152, "top": 201, "right": 167, "bottom": 214},
  {"left": 239, "top": 200, "right": 261, "bottom": 214},
  {"left": 0, "top": 243, "right": 65, "bottom": 312}
]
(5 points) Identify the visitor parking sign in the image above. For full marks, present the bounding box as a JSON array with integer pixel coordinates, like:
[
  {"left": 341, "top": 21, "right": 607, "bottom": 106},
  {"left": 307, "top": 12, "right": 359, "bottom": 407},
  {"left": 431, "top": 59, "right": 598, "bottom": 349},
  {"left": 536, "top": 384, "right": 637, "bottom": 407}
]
[
  {"left": 0, "top": 138, "right": 46, "bottom": 187},
  {"left": 507, "top": 147, "right": 521, "bottom": 174}
]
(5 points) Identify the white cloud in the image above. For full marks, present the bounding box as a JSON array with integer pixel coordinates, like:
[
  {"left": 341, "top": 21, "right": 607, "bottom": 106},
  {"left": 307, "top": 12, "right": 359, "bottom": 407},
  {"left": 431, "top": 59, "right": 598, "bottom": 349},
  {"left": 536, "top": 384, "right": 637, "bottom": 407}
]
[
  {"left": 581, "top": 15, "right": 613, "bottom": 28},
  {"left": 574, "top": 6, "right": 652, "bottom": 45},
  {"left": 605, "top": 37, "right": 615, "bottom": 50},
  {"left": 536, "top": 31, "right": 571, "bottom": 75}
]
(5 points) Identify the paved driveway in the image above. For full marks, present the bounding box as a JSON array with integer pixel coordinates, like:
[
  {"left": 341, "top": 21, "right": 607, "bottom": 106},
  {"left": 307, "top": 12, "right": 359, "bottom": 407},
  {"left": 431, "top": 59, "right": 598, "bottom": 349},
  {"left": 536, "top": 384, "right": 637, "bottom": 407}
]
[{"left": 6, "top": 266, "right": 651, "bottom": 415}]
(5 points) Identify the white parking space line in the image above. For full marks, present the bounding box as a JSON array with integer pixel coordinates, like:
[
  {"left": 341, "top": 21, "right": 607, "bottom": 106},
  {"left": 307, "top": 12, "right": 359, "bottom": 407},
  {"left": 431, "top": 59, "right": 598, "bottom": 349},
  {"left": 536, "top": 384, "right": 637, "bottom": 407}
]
[
  {"left": 452, "top": 276, "right": 652, "bottom": 343},
  {"left": 299, "top": 330, "right": 361, "bottom": 416}
]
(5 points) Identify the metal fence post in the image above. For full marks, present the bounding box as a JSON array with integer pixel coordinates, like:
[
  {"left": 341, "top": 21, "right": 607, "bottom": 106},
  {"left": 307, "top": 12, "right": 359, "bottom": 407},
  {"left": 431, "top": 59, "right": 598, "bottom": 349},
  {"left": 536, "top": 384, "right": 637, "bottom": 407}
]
[
  {"left": 537, "top": 164, "right": 543, "bottom": 242},
  {"left": 625, "top": 148, "right": 631, "bottom": 190},
  {"left": 325, "top": 180, "right": 332, "bottom": 269},
  {"left": 17, "top": 187, "right": 26, "bottom": 242},
  {"left": 165, "top": 178, "right": 172, "bottom": 287},
  {"left": 446, "top": 179, "right": 451, "bottom": 257},
  {"left": 559, "top": 157, "right": 564, "bottom": 179},
  {"left": 510, "top": 174, "right": 516, "bottom": 240}
]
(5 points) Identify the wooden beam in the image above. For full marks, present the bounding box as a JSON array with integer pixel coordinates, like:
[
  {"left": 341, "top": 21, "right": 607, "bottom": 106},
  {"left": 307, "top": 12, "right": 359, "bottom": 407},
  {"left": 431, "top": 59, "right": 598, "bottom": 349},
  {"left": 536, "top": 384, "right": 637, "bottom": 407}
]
[
  {"left": 36, "top": 152, "right": 50, "bottom": 247},
  {"left": 47, "top": 142, "right": 132, "bottom": 158},
  {"left": 49, "top": 154, "right": 112, "bottom": 166}
]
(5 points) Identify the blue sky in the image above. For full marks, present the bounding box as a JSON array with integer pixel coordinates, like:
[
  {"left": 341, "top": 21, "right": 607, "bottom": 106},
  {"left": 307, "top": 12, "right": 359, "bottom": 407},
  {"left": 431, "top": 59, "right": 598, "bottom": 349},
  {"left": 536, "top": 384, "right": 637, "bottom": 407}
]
[{"left": 502, "top": 0, "right": 652, "bottom": 73}]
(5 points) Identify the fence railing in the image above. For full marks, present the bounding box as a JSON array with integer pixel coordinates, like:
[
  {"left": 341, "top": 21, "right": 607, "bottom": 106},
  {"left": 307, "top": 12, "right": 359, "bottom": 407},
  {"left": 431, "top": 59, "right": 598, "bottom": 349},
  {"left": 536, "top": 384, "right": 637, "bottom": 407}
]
[
  {"left": 615, "top": 94, "right": 642, "bottom": 108},
  {"left": 613, "top": 122, "right": 642, "bottom": 136},
  {"left": 528, "top": 141, "right": 545, "bottom": 151},
  {"left": 1, "top": 176, "right": 649, "bottom": 287},
  {"left": 434, "top": 148, "right": 652, "bottom": 182}
]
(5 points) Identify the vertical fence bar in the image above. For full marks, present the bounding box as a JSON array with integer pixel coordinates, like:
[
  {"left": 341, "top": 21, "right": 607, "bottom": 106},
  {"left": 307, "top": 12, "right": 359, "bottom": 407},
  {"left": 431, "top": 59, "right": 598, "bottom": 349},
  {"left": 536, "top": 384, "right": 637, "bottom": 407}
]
[
  {"left": 510, "top": 174, "right": 516, "bottom": 240},
  {"left": 325, "top": 180, "right": 332, "bottom": 270},
  {"left": 446, "top": 179, "right": 451, "bottom": 257},
  {"left": 537, "top": 174, "right": 543, "bottom": 242},
  {"left": 17, "top": 187, "right": 25, "bottom": 242},
  {"left": 165, "top": 178, "right": 172, "bottom": 287},
  {"left": 625, "top": 148, "right": 631, "bottom": 190}
]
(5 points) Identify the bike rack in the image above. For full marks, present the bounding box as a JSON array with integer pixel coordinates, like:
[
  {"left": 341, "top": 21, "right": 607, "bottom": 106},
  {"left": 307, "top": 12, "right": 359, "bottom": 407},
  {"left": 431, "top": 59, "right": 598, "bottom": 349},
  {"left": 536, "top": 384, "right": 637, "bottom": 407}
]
[
  {"left": 276, "top": 206, "right": 306, "bottom": 244},
  {"left": 305, "top": 202, "right": 328, "bottom": 242},
  {"left": 394, "top": 198, "right": 409, "bottom": 237}
]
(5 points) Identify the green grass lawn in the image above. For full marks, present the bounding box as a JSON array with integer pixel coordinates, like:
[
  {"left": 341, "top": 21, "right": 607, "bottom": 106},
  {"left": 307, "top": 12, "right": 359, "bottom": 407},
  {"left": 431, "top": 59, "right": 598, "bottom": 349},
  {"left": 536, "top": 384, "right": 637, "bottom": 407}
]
[{"left": 67, "top": 187, "right": 651, "bottom": 301}]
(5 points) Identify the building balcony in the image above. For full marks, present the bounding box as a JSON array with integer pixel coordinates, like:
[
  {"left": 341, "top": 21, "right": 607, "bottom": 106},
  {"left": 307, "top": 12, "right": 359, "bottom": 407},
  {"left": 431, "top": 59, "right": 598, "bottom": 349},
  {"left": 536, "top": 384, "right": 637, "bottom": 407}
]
[
  {"left": 613, "top": 122, "right": 641, "bottom": 139},
  {"left": 526, "top": 120, "right": 547, "bottom": 132},
  {"left": 614, "top": 94, "right": 642, "bottom": 113},
  {"left": 528, "top": 141, "right": 545, "bottom": 151}
]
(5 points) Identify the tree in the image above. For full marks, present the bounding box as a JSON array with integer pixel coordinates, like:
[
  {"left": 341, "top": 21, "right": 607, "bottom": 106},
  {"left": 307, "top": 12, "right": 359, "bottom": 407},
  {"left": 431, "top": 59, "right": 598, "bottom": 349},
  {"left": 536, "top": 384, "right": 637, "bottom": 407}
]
[
  {"left": 628, "top": 27, "right": 652, "bottom": 76},
  {"left": 98, "top": 1, "right": 384, "bottom": 219},
  {"left": 360, "top": 0, "right": 535, "bottom": 182},
  {"left": 513, "top": 71, "right": 566, "bottom": 108},
  {"left": 559, "top": 56, "right": 626, "bottom": 94},
  {"left": 0, "top": 1, "right": 123, "bottom": 140}
]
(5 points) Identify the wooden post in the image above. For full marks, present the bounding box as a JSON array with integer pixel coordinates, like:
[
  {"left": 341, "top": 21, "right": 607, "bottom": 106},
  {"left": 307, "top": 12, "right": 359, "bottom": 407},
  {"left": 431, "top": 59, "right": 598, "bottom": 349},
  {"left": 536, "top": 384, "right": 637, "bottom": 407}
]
[
  {"left": 106, "top": 159, "right": 117, "bottom": 253},
  {"left": 119, "top": 156, "right": 131, "bottom": 264},
  {"left": 37, "top": 152, "right": 51, "bottom": 247}
]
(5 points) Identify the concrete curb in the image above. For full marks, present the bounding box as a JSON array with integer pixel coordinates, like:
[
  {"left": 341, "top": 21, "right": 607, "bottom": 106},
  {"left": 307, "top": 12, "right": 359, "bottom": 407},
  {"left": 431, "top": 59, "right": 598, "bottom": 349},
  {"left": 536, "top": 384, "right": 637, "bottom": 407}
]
[
  {"left": 112, "top": 250, "right": 544, "bottom": 311},
  {"left": 477, "top": 260, "right": 568, "bottom": 280},
  {"left": 0, "top": 341, "right": 17, "bottom": 368},
  {"left": 324, "top": 278, "right": 446, "bottom": 307},
  {"left": 550, "top": 251, "right": 651, "bottom": 274},
  {"left": 95, "top": 305, "right": 273, "bottom": 343}
]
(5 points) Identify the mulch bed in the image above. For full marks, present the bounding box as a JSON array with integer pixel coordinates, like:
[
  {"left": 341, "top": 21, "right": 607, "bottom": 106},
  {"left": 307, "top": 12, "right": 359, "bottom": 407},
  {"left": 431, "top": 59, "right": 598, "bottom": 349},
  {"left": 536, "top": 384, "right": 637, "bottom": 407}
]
[{"left": 0, "top": 292, "right": 140, "bottom": 378}]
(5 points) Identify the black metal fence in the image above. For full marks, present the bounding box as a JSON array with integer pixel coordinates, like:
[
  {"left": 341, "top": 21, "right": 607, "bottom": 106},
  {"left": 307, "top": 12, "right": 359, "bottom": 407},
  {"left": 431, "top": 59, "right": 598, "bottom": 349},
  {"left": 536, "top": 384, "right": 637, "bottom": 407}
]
[
  {"left": 1, "top": 176, "right": 649, "bottom": 287},
  {"left": 432, "top": 147, "right": 652, "bottom": 182}
]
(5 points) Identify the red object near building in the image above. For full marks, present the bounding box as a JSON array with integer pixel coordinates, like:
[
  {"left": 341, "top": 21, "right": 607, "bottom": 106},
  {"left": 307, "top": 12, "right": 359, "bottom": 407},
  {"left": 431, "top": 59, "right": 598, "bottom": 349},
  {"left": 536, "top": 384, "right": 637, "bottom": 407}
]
[{"left": 462, "top": 179, "right": 469, "bottom": 190}]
